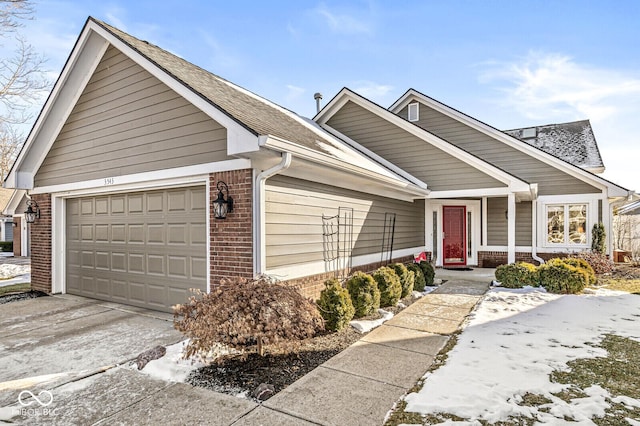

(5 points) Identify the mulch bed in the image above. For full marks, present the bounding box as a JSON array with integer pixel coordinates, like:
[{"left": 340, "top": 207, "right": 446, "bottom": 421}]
[
  {"left": 187, "top": 327, "right": 363, "bottom": 400},
  {"left": 187, "top": 293, "right": 422, "bottom": 402},
  {"left": 0, "top": 290, "right": 47, "bottom": 304},
  {"left": 608, "top": 264, "right": 640, "bottom": 280}
]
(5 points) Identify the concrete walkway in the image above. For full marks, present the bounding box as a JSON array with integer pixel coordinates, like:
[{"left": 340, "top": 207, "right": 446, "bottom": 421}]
[
  {"left": 258, "top": 279, "right": 490, "bottom": 426},
  {"left": 0, "top": 273, "right": 491, "bottom": 425}
]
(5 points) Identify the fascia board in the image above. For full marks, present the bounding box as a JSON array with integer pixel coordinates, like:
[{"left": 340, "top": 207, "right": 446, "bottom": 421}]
[
  {"left": 89, "top": 21, "right": 259, "bottom": 154},
  {"left": 261, "top": 136, "right": 428, "bottom": 198},
  {"left": 327, "top": 90, "right": 528, "bottom": 189},
  {"left": 2, "top": 189, "right": 26, "bottom": 215},
  {"left": 319, "top": 125, "right": 428, "bottom": 190},
  {"left": 6, "top": 25, "right": 110, "bottom": 189},
  {"left": 394, "top": 90, "right": 626, "bottom": 195}
]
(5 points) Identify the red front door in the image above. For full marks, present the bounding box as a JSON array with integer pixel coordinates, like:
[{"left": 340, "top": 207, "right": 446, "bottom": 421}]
[{"left": 443, "top": 206, "right": 466, "bottom": 266}]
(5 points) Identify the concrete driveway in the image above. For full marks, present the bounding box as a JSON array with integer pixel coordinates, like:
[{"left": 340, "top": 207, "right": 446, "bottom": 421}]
[{"left": 0, "top": 295, "right": 259, "bottom": 425}]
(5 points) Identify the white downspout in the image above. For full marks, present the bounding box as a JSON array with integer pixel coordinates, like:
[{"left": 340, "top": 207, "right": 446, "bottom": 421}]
[
  {"left": 253, "top": 152, "right": 292, "bottom": 276},
  {"left": 531, "top": 199, "right": 545, "bottom": 265}
]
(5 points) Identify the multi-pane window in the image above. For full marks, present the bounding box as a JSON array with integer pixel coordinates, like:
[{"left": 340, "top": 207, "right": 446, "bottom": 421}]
[{"left": 546, "top": 204, "right": 588, "bottom": 245}]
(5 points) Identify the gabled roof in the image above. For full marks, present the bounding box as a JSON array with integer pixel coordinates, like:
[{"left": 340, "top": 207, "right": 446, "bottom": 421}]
[
  {"left": 389, "top": 89, "right": 629, "bottom": 198},
  {"left": 5, "top": 17, "right": 425, "bottom": 198},
  {"left": 619, "top": 200, "right": 640, "bottom": 215},
  {"left": 504, "top": 120, "right": 604, "bottom": 173},
  {"left": 93, "top": 19, "right": 336, "bottom": 157},
  {"left": 315, "top": 88, "right": 534, "bottom": 199},
  {"left": 0, "top": 188, "right": 14, "bottom": 213},
  {"left": 2, "top": 189, "right": 26, "bottom": 216}
]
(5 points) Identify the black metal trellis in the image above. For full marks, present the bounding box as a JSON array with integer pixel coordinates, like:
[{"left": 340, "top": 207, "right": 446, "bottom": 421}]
[{"left": 381, "top": 212, "right": 396, "bottom": 264}]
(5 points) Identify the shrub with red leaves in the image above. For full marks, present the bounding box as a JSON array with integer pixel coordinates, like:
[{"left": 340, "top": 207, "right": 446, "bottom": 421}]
[
  {"left": 573, "top": 251, "right": 614, "bottom": 275},
  {"left": 173, "top": 276, "right": 324, "bottom": 359}
]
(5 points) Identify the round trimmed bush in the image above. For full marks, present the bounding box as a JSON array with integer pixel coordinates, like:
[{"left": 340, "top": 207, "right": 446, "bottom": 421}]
[
  {"left": 419, "top": 261, "right": 435, "bottom": 286},
  {"left": 564, "top": 257, "right": 596, "bottom": 285},
  {"left": 390, "top": 263, "right": 414, "bottom": 297},
  {"left": 495, "top": 262, "right": 539, "bottom": 288},
  {"left": 317, "top": 279, "right": 355, "bottom": 331},
  {"left": 407, "top": 263, "right": 426, "bottom": 292},
  {"left": 538, "top": 258, "right": 588, "bottom": 294},
  {"left": 345, "top": 271, "right": 380, "bottom": 318},
  {"left": 373, "top": 266, "right": 402, "bottom": 307}
]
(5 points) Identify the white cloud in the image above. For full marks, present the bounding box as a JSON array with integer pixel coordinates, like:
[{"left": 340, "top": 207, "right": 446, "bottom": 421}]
[
  {"left": 197, "top": 29, "right": 241, "bottom": 71},
  {"left": 105, "top": 6, "right": 128, "bottom": 32},
  {"left": 314, "top": 3, "right": 373, "bottom": 35},
  {"left": 478, "top": 51, "right": 640, "bottom": 190},
  {"left": 479, "top": 51, "right": 640, "bottom": 122},
  {"left": 285, "top": 84, "right": 306, "bottom": 102},
  {"left": 352, "top": 81, "right": 394, "bottom": 101}
]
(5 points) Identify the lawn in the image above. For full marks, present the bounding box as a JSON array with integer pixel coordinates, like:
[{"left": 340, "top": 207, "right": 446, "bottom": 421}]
[
  {"left": 0, "top": 282, "right": 30, "bottom": 296},
  {"left": 386, "top": 267, "right": 640, "bottom": 425}
]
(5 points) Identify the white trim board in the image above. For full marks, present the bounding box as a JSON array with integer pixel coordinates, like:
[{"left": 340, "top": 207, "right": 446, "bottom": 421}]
[
  {"left": 389, "top": 89, "right": 629, "bottom": 198},
  {"left": 50, "top": 174, "right": 212, "bottom": 295},
  {"left": 315, "top": 88, "right": 531, "bottom": 194},
  {"left": 31, "top": 159, "right": 250, "bottom": 196},
  {"left": 265, "top": 247, "right": 424, "bottom": 281},
  {"left": 5, "top": 19, "right": 259, "bottom": 190}
]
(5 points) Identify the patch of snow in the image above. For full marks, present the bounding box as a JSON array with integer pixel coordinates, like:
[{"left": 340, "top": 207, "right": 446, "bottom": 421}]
[
  {"left": 350, "top": 309, "right": 394, "bottom": 334},
  {"left": 404, "top": 287, "right": 640, "bottom": 423},
  {"left": 0, "top": 264, "right": 30, "bottom": 279},
  {"left": 137, "top": 340, "right": 207, "bottom": 383},
  {"left": 626, "top": 418, "right": 640, "bottom": 426}
]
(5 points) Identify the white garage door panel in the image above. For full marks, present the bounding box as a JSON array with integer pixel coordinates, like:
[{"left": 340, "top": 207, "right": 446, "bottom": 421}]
[{"left": 66, "top": 187, "right": 207, "bottom": 312}]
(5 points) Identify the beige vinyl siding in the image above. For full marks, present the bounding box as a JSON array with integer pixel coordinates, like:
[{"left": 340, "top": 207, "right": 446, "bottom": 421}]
[
  {"left": 35, "top": 46, "right": 230, "bottom": 187},
  {"left": 398, "top": 103, "right": 599, "bottom": 196},
  {"left": 326, "top": 101, "right": 506, "bottom": 191},
  {"left": 486, "top": 198, "right": 532, "bottom": 246},
  {"left": 265, "top": 175, "right": 424, "bottom": 269}
]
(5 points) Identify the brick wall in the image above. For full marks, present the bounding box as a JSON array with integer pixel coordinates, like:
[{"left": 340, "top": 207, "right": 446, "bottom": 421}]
[
  {"left": 30, "top": 194, "right": 52, "bottom": 293},
  {"left": 282, "top": 254, "right": 416, "bottom": 300},
  {"left": 478, "top": 251, "right": 569, "bottom": 267},
  {"left": 210, "top": 169, "right": 254, "bottom": 286}
]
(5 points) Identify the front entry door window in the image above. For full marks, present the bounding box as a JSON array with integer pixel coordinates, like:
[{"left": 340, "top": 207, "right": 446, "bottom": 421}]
[{"left": 443, "top": 206, "right": 466, "bottom": 266}]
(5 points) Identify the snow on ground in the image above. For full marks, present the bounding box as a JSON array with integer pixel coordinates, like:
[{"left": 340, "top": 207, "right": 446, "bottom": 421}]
[
  {"left": 0, "top": 264, "right": 30, "bottom": 287},
  {"left": 404, "top": 286, "right": 640, "bottom": 423},
  {"left": 350, "top": 309, "right": 394, "bottom": 333},
  {"left": 137, "top": 340, "right": 207, "bottom": 383}
]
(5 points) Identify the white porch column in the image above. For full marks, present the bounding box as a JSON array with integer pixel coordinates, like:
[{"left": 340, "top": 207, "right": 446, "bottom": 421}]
[{"left": 507, "top": 193, "right": 516, "bottom": 264}]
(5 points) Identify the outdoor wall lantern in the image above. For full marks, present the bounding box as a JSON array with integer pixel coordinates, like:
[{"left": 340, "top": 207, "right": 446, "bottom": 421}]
[
  {"left": 212, "top": 181, "right": 234, "bottom": 220},
  {"left": 24, "top": 200, "right": 40, "bottom": 224}
]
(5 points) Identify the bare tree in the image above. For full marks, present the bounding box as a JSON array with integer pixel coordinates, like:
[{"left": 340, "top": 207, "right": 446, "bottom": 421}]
[{"left": 0, "top": 0, "right": 49, "bottom": 181}]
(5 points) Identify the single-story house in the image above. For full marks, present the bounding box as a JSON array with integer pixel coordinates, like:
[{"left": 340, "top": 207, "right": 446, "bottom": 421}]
[
  {"left": 0, "top": 188, "right": 15, "bottom": 244},
  {"left": 2, "top": 189, "right": 30, "bottom": 256},
  {"left": 4, "top": 17, "right": 634, "bottom": 312},
  {"left": 615, "top": 200, "right": 640, "bottom": 258}
]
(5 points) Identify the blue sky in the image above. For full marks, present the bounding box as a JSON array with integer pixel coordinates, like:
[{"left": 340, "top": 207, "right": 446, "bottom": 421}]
[{"left": 20, "top": 0, "right": 640, "bottom": 191}]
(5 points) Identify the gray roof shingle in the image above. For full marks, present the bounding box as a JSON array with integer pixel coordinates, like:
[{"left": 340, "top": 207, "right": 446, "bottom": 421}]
[
  {"left": 92, "top": 18, "right": 337, "bottom": 157},
  {"left": 504, "top": 120, "right": 605, "bottom": 170}
]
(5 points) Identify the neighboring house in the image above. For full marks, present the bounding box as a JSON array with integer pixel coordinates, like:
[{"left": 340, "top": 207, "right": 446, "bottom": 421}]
[
  {"left": 615, "top": 200, "right": 640, "bottom": 258},
  {"left": 2, "top": 189, "right": 30, "bottom": 256},
  {"left": 0, "top": 188, "right": 15, "bottom": 244},
  {"left": 3, "top": 18, "right": 633, "bottom": 312}
]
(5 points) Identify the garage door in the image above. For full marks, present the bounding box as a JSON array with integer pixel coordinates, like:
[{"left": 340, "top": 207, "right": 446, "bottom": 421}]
[{"left": 66, "top": 186, "right": 207, "bottom": 312}]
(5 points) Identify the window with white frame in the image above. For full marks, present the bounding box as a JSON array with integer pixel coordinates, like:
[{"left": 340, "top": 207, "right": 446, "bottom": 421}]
[
  {"left": 408, "top": 102, "right": 419, "bottom": 122},
  {"left": 546, "top": 204, "right": 588, "bottom": 245}
]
